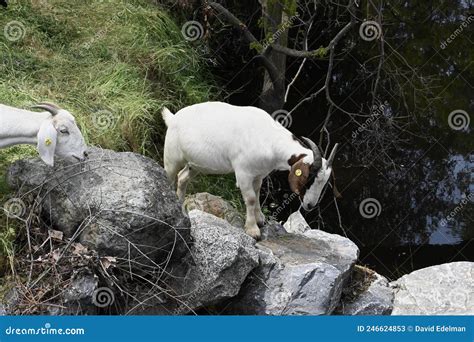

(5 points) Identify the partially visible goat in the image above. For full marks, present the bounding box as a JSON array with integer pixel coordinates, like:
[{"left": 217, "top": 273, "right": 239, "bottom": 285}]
[
  {"left": 0, "top": 102, "right": 88, "bottom": 166},
  {"left": 162, "top": 101, "right": 338, "bottom": 240}
]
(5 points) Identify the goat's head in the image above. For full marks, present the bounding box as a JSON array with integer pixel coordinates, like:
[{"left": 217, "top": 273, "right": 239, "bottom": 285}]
[
  {"left": 32, "top": 102, "right": 88, "bottom": 166},
  {"left": 288, "top": 137, "right": 338, "bottom": 211}
]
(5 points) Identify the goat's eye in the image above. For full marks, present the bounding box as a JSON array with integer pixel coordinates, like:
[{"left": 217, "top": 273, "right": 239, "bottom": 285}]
[{"left": 59, "top": 127, "right": 69, "bottom": 134}]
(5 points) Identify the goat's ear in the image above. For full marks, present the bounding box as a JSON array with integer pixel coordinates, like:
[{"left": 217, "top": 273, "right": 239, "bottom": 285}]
[
  {"left": 37, "top": 120, "right": 57, "bottom": 166},
  {"left": 288, "top": 160, "right": 309, "bottom": 195}
]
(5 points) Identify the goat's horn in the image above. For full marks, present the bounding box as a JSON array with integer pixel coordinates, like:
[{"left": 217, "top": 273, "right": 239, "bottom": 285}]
[
  {"left": 327, "top": 143, "right": 339, "bottom": 168},
  {"left": 301, "top": 136, "right": 322, "bottom": 170},
  {"left": 31, "top": 102, "right": 60, "bottom": 116}
]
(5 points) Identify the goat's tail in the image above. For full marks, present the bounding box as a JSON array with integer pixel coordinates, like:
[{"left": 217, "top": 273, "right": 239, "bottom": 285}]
[{"left": 161, "top": 107, "right": 174, "bottom": 127}]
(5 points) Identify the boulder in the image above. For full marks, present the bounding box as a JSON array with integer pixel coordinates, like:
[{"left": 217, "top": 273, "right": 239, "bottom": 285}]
[
  {"left": 226, "top": 221, "right": 359, "bottom": 315},
  {"left": 183, "top": 192, "right": 244, "bottom": 228},
  {"left": 172, "top": 210, "right": 259, "bottom": 313},
  {"left": 260, "top": 222, "right": 288, "bottom": 240},
  {"left": 337, "top": 266, "right": 393, "bottom": 315},
  {"left": 283, "top": 211, "right": 310, "bottom": 235},
  {"left": 7, "top": 147, "right": 191, "bottom": 265},
  {"left": 391, "top": 262, "right": 474, "bottom": 315}
]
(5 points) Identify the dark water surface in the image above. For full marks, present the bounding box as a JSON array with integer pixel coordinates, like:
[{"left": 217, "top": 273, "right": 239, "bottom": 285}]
[
  {"left": 265, "top": 140, "right": 473, "bottom": 280},
  {"left": 334, "top": 145, "right": 473, "bottom": 279},
  {"left": 209, "top": 0, "right": 473, "bottom": 278}
]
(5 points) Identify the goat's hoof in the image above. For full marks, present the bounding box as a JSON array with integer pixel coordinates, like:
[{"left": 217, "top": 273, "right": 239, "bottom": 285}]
[
  {"left": 256, "top": 213, "right": 266, "bottom": 228},
  {"left": 245, "top": 226, "right": 261, "bottom": 240}
]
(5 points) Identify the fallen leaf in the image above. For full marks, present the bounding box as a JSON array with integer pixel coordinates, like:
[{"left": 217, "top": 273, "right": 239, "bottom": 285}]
[{"left": 100, "top": 256, "right": 117, "bottom": 270}]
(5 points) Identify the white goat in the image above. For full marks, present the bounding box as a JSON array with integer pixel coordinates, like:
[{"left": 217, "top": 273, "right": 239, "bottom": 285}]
[
  {"left": 162, "top": 101, "right": 338, "bottom": 240},
  {"left": 0, "top": 102, "right": 88, "bottom": 166}
]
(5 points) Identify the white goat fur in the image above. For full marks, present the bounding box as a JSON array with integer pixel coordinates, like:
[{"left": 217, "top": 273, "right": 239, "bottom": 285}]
[
  {"left": 0, "top": 103, "right": 88, "bottom": 166},
  {"left": 163, "top": 101, "right": 336, "bottom": 239}
]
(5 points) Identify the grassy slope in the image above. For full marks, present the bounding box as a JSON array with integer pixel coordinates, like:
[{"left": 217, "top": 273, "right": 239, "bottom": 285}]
[
  {"left": 0, "top": 0, "right": 222, "bottom": 260},
  {"left": 0, "top": 0, "right": 213, "bottom": 153}
]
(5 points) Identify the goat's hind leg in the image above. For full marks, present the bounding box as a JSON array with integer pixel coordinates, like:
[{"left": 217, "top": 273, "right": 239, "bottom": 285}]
[
  {"left": 163, "top": 131, "right": 185, "bottom": 188},
  {"left": 177, "top": 164, "right": 196, "bottom": 201}
]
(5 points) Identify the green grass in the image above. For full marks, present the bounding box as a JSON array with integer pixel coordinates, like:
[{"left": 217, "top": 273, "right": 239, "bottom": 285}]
[
  {"left": 188, "top": 174, "right": 247, "bottom": 214},
  {"left": 0, "top": 0, "right": 220, "bottom": 262},
  {"left": 0, "top": 0, "right": 214, "bottom": 155},
  {"left": 0, "top": 0, "right": 245, "bottom": 264}
]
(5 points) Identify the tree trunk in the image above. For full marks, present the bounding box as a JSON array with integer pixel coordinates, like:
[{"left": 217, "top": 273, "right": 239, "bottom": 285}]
[{"left": 259, "top": 0, "right": 288, "bottom": 113}]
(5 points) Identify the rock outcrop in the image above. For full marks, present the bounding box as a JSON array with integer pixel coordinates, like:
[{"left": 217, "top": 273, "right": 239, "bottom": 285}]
[
  {"left": 6, "top": 156, "right": 470, "bottom": 317},
  {"left": 390, "top": 261, "right": 474, "bottom": 315},
  {"left": 225, "top": 220, "right": 359, "bottom": 315},
  {"left": 173, "top": 210, "right": 259, "bottom": 313},
  {"left": 7, "top": 147, "right": 191, "bottom": 265},
  {"left": 283, "top": 211, "right": 310, "bottom": 235}
]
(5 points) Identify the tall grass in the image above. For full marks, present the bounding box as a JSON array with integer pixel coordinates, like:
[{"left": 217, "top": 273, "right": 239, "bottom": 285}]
[
  {"left": 0, "top": 0, "right": 214, "bottom": 157},
  {"left": 0, "top": 0, "right": 219, "bottom": 262}
]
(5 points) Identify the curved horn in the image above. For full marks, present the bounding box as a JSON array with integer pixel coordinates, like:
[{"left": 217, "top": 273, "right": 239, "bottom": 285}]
[
  {"left": 327, "top": 143, "right": 339, "bottom": 168},
  {"left": 31, "top": 102, "right": 60, "bottom": 116},
  {"left": 301, "top": 136, "right": 322, "bottom": 170}
]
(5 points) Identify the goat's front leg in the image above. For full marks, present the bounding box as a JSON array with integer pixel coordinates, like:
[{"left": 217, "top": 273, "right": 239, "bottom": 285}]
[
  {"left": 253, "top": 176, "right": 265, "bottom": 227},
  {"left": 236, "top": 172, "right": 261, "bottom": 240}
]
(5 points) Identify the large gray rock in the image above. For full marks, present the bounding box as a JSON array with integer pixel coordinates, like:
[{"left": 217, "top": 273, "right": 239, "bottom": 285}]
[
  {"left": 391, "top": 262, "right": 474, "bottom": 315},
  {"left": 338, "top": 266, "right": 393, "bottom": 315},
  {"left": 172, "top": 210, "right": 259, "bottom": 313},
  {"left": 283, "top": 211, "right": 310, "bottom": 235},
  {"left": 227, "top": 223, "right": 359, "bottom": 315},
  {"left": 7, "top": 147, "right": 191, "bottom": 265}
]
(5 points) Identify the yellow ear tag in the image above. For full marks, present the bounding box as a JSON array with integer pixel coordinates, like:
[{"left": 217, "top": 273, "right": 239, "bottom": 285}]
[
  {"left": 295, "top": 169, "right": 302, "bottom": 177},
  {"left": 45, "top": 138, "right": 52, "bottom": 146}
]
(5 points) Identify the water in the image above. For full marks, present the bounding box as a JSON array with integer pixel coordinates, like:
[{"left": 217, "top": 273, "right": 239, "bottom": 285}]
[
  {"left": 265, "top": 143, "right": 473, "bottom": 280},
  {"left": 209, "top": 0, "right": 473, "bottom": 278}
]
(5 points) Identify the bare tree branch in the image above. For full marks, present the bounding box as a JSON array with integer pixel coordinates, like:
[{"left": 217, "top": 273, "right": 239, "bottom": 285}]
[{"left": 208, "top": 1, "right": 284, "bottom": 95}]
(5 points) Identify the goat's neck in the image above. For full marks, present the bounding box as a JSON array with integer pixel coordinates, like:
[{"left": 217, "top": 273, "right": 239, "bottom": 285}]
[
  {"left": 274, "top": 136, "right": 314, "bottom": 171},
  {"left": 0, "top": 108, "right": 51, "bottom": 148}
]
